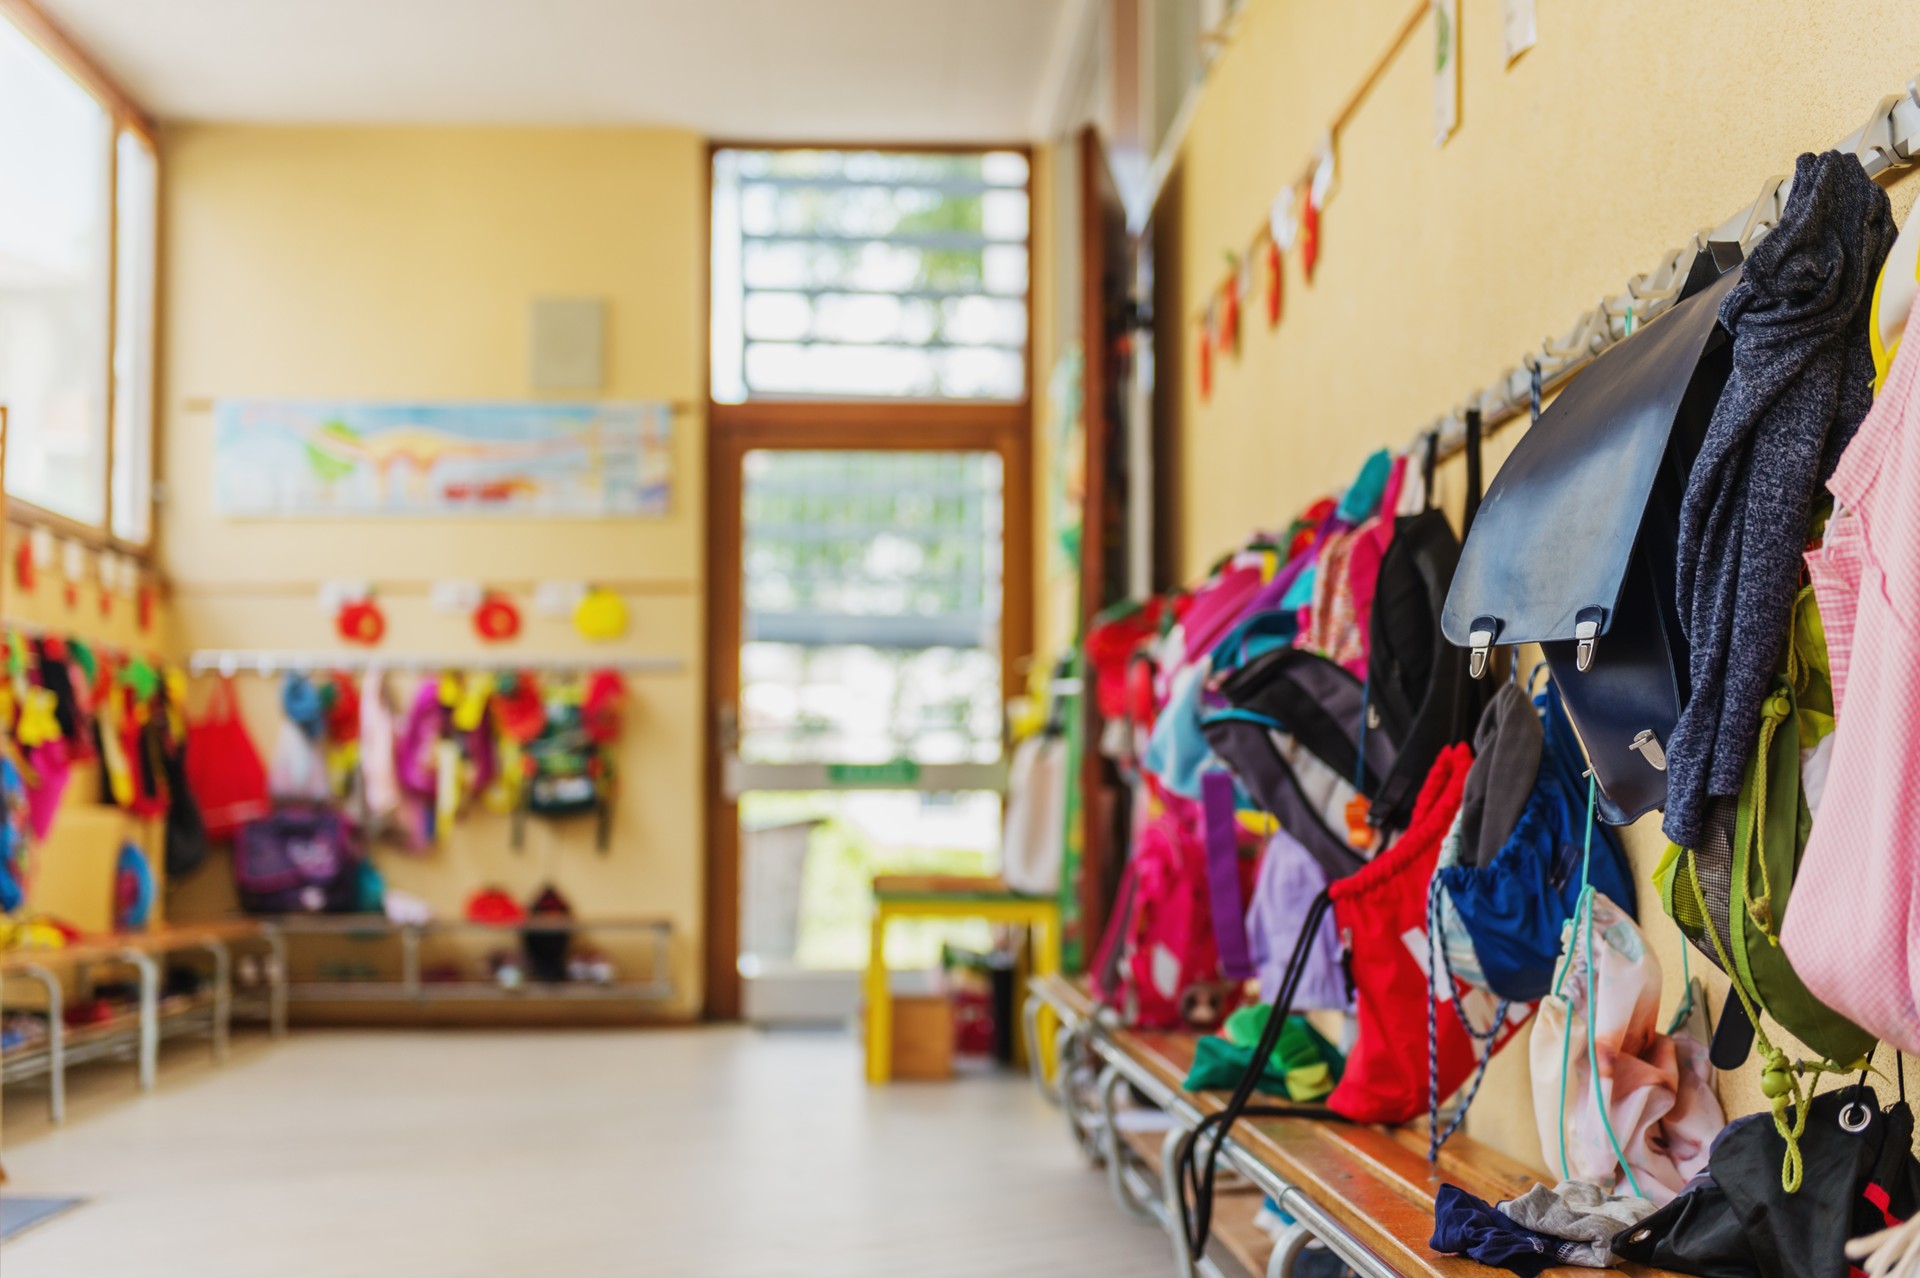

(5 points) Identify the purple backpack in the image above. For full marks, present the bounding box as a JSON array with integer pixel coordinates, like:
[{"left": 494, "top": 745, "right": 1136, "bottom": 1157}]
[{"left": 234, "top": 805, "right": 361, "bottom": 914}]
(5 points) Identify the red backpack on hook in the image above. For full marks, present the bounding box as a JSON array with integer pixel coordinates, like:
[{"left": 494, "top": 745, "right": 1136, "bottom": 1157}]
[{"left": 184, "top": 677, "right": 271, "bottom": 840}]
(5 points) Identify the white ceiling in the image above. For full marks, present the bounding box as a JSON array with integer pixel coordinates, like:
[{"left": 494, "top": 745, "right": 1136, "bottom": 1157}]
[{"left": 33, "top": 0, "right": 1076, "bottom": 139}]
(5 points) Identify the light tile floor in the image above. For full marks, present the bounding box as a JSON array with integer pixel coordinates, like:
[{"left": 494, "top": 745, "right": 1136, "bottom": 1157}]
[{"left": 1, "top": 1027, "right": 1169, "bottom": 1277}]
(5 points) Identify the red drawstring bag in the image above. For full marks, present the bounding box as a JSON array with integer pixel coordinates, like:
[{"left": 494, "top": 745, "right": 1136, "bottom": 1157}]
[
  {"left": 184, "top": 678, "right": 271, "bottom": 840},
  {"left": 1327, "top": 742, "right": 1515, "bottom": 1124}
]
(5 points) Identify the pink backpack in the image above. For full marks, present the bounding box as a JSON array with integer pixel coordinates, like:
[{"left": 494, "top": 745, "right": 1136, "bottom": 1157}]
[{"left": 1090, "top": 787, "right": 1239, "bottom": 1030}]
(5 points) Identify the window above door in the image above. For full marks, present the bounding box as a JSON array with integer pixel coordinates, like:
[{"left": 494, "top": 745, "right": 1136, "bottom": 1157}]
[{"left": 710, "top": 147, "right": 1030, "bottom": 404}]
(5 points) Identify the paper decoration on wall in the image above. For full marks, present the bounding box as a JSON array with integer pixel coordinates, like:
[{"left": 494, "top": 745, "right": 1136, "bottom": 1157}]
[
  {"left": 1217, "top": 259, "right": 1241, "bottom": 353},
  {"left": 533, "top": 580, "right": 586, "bottom": 617},
  {"left": 429, "top": 579, "right": 483, "bottom": 614},
  {"left": 317, "top": 579, "right": 372, "bottom": 613},
  {"left": 60, "top": 540, "right": 85, "bottom": 611},
  {"left": 213, "top": 399, "right": 673, "bottom": 518},
  {"left": 1301, "top": 192, "right": 1323, "bottom": 281},
  {"left": 138, "top": 585, "right": 155, "bottom": 633},
  {"left": 1191, "top": 6, "right": 1439, "bottom": 400},
  {"left": 1432, "top": 0, "right": 1460, "bottom": 146},
  {"left": 336, "top": 598, "right": 386, "bottom": 646},
  {"left": 572, "top": 588, "right": 627, "bottom": 642},
  {"left": 1310, "top": 136, "right": 1338, "bottom": 209},
  {"left": 473, "top": 593, "right": 521, "bottom": 643},
  {"left": 1263, "top": 239, "right": 1284, "bottom": 327},
  {"left": 13, "top": 541, "right": 34, "bottom": 593},
  {"left": 1501, "top": 0, "right": 1536, "bottom": 64},
  {"left": 1197, "top": 318, "right": 1214, "bottom": 402},
  {"left": 1270, "top": 187, "right": 1298, "bottom": 252}
]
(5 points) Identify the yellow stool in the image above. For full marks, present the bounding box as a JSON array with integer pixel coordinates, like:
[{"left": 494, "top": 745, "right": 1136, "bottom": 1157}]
[{"left": 864, "top": 875, "right": 1063, "bottom": 1084}]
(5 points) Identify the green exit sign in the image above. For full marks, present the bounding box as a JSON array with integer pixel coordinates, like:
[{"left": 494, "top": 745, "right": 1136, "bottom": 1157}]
[{"left": 825, "top": 760, "right": 922, "bottom": 787}]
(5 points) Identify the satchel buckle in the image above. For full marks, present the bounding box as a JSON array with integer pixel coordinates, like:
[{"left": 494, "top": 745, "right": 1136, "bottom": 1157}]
[
  {"left": 1574, "top": 607, "right": 1606, "bottom": 672},
  {"left": 1467, "top": 615, "right": 1500, "bottom": 681},
  {"left": 1629, "top": 729, "right": 1668, "bottom": 771}
]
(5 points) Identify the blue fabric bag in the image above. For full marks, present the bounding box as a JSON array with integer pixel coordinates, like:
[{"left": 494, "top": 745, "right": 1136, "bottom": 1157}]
[{"left": 1435, "top": 681, "right": 1637, "bottom": 1003}]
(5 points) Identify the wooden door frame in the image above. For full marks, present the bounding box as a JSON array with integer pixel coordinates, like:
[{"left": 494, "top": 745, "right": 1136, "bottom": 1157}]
[{"left": 702, "top": 401, "right": 1034, "bottom": 1020}]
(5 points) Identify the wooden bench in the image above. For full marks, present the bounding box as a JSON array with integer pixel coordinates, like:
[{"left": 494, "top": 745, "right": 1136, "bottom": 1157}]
[
  {"left": 0, "top": 920, "right": 284, "bottom": 1130},
  {"left": 1024, "top": 975, "right": 1683, "bottom": 1278}
]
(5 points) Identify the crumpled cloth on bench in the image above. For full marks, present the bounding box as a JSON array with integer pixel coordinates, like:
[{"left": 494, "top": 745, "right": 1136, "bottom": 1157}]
[
  {"left": 1496, "top": 1180, "right": 1656, "bottom": 1268},
  {"left": 1181, "top": 1006, "right": 1343, "bottom": 1101},
  {"left": 1432, "top": 1184, "right": 1584, "bottom": 1277}
]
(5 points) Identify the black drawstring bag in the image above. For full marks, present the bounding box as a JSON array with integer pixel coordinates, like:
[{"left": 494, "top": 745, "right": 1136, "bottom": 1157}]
[
  {"left": 521, "top": 884, "right": 575, "bottom": 983},
  {"left": 1614, "top": 1066, "right": 1920, "bottom": 1278},
  {"left": 162, "top": 725, "right": 211, "bottom": 878}
]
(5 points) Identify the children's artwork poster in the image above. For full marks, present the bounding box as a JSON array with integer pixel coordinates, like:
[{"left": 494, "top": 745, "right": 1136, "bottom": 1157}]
[{"left": 213, "top": 399, "right": 673, "bottom": 518}]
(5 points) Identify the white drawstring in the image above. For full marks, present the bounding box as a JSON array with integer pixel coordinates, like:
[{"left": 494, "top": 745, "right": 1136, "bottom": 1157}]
[{"left": 1849, "top": 1217, "right": 1920, "bottom": 1278}]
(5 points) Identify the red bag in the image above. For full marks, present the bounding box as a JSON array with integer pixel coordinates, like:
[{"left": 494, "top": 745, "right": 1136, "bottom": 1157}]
[
  {"left": 1326, "top": 743, "right": 1523, "bottom": 1124},
  {"left": 184, "top": 678, "right": 271, "bottom": 840}
]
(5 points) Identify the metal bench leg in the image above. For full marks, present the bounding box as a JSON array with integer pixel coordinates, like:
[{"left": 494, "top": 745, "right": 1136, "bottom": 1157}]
[
  {"left": 1059, "top": 1027, "right": 1102, "bottom": 1163},
  {"left": 200, "top": 940, "right": 231, "bottom": 1062},
  {"left": 1099, "top": 1062, "right": 1158, "bottom": 1222},
  {"left": 119, "top": 948, "right": 160, "bottom": 1092},
  {"left": 19, "top": 964, "right": 65, "bottom": 1124},
  {"left": 1267, "top": 1222, "right": 1313, "bottom": 1278},
  {"left": 1162, "top": 1124, "right": 1201, "bottom": 1278},
  {"left": 263, "top": 924, "right": 289, "bottom": 1038}
]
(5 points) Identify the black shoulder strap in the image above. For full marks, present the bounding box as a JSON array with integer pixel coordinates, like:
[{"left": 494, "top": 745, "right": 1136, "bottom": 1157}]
[{"left": 1463, "top": 408, "right": 1484, "bottom": 537}]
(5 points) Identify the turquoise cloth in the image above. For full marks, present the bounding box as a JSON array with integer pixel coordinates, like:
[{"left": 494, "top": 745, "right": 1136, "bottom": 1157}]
[
  {"left": 1280, "top": 566, "right": 1317, "bottom": 611},
  {"left": 1336, "top": 448, "right": 1393, "bottom": 522}
]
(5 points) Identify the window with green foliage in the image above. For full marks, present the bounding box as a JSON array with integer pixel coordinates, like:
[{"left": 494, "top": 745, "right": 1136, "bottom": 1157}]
[
  {"left": 710, "top": 148, "right": 1030, "bottom": 402},
  {"left": 739, "top": 450, "right": 1003, "bottom": 765}
]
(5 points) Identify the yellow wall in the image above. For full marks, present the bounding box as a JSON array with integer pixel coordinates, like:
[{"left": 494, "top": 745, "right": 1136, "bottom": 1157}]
[
  {"left": 1156, "top": 0, "right": 1920, "bottom": 1169},
  {"left": 158, "top": 125, "right": 707, "bottom": 1017}
]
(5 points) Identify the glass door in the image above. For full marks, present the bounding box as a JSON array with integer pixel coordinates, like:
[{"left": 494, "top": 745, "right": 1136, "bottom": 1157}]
[{"left": 720, "top": 447, "right": 1013, "bottom": 1022}]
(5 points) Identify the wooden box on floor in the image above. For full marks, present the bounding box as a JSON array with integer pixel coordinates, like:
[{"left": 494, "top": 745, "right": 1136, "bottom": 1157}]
[{"left": 881, "top": 995, "right": 954, "bottom": 1081}]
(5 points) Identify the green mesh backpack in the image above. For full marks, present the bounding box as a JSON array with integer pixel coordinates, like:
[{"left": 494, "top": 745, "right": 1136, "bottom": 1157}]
[
  {"left": 1656, "top": 583, "right": 1873, "bottom": 1190},
  {"left": 514, "top": 728, "right": 613, "bottom": 853}
]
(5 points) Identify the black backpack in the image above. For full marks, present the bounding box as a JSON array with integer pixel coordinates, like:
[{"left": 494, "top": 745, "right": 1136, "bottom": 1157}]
[{"left": 1366, "top": 423, "right": 1487, "bottom": 833}]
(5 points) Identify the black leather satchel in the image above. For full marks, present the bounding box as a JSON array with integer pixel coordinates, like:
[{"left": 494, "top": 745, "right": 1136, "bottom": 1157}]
[{"left": 1441, "top": 258, "right": 1740, "bottom": 825}]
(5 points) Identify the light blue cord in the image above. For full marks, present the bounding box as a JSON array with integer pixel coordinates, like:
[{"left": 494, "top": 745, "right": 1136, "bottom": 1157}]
[{"left": 1577, "top": 771, "right": 1644, "bottom": 1198}]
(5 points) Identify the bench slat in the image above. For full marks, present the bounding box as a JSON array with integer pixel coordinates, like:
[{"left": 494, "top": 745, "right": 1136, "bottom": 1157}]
[{"left": 1048, "top": 977, "right": 1688, "bottom": 1278}]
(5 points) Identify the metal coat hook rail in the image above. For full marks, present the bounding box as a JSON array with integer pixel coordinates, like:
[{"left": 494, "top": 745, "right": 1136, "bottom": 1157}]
[
  {"left": 1414, "top": 72, "right": 1920, "bottom": 464},
  {"left": 187, "top": 650, "right": 685, "bottom": 677}
]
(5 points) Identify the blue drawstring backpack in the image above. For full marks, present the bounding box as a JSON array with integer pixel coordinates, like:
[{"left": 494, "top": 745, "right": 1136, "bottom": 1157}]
[
  {"left": 1434, "top": 677, "right": 1637, "bottom": 1003},
  {"left": 115, "top": 840, "right": 155, "bottom": 932},
  {"left": 0, "top": 756, "right": 27, "bottom": 913}
]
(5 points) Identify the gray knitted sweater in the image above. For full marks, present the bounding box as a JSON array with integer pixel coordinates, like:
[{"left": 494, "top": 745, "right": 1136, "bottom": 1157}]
[{"left": 1663, "top": 150, "right": 1894, "bottom": 846}]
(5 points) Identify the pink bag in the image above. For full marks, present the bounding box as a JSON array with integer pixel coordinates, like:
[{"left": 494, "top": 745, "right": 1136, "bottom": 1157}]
[
  {"left": 359, "top": 668, "right": 401, "bottom": 819},
  {"left": 395, "top": 679, "right": 443, "bottom": 797},
  {"left": 1090, "top": 788, "right": 1233, "bottom": 1030},
  {"left": 1532, "top": 893, "right": 1724, "bottom": 1206},
  {"left": 1784, "top": 327, "right": 1920, "bottom": 1055},
  {"left": 1175, "top": 561, "right": 1264, "bottom": 668}
]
